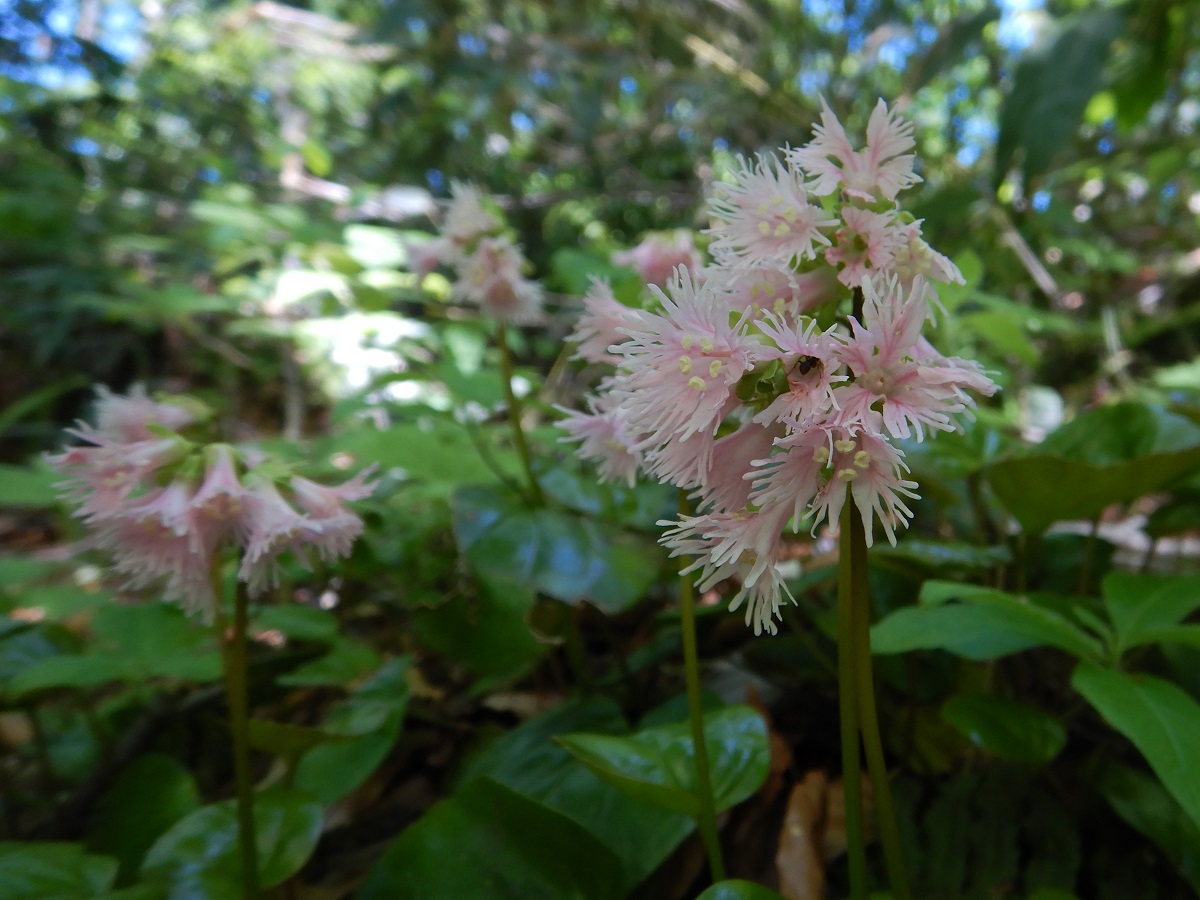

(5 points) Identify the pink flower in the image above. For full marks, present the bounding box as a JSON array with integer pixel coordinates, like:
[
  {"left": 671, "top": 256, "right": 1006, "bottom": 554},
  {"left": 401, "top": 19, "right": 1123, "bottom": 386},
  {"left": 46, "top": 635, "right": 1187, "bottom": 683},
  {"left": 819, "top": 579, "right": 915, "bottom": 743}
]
[
  {"left": 407, "top": 237, "right": 449, "bottom": 278},
  {"left": 84, "top": 384, "right": 197, "bottom": 443},
  {"left": 824, "top": 206, "right": 906, "bottom": 287},
  {"left": 790, "top": 98, "right": 921, "bottom": 202},
  {"left": 613, "top": 231, "right": 705, "bottom": 287},
  {"left": 237, "top": 474, "right": 315, "bottom": 595},
  {"left": 288, "top": 468, "right": 376, "bottom": 563},
  {"left": 567, "top": 278, "right": 646, "bottom": 365},
  {"left": 660, "top": 502, "right": 796, "bottom": 635},
  {"left": 806, "top": 425, "right": 920, "bottom": 547},
  {"left": 707, "top": 154, "right": 836, "bottom": 267},
  {"left": 835, "top": 275, "right": 987, "bottom": 441},
  {"left": 557, "top": 388, "right": 646, "bottom": 488},
  {"left": 613, "top": 268, "right": 753, "bottom": 456},
  {"left": 723, "top": 265, "right": 840, "bottom": 318},
  {"left": 453, "top": 234, "right": 544, "bottom": 324},
  {"left": 441, "top": 181, "right": 502, "bottom": 253},
  {"left": 750, "top": 314, "right": 845, "bottom": 427},
  {"left": 693, "top": 420, "right": 784, "bottom": 513},
  {"left": 888, "top": 223, "right": 964, "bottom": 288},
  {"left": 102, "top": 481, "right": 216, "bottom": 613},
  {"left": 50, "top": 436, "right": 189, "bottom": 522}
]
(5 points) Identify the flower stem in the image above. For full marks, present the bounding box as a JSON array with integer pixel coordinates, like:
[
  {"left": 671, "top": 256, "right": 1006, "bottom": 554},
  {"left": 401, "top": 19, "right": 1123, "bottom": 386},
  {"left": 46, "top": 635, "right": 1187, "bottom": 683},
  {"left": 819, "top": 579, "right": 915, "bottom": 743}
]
[
  {"left": 678, "top": 491, "right": 725, "bottom": 884},
  {"left": 496, "top": 323, "right": 545, "bottom": 506},
  {"left": 848, "top": 510, "right": 912, "bottom": 900},
  {"left": 214, "top": 578, "right": 261, "bottom": 900},
  {"left": 837, "top": 503, "right": 868, "bottom": 899}
]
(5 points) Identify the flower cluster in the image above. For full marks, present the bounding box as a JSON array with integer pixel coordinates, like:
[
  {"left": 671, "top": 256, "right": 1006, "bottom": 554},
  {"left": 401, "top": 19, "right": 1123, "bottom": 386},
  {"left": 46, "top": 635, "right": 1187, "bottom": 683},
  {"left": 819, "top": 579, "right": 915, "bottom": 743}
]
[
  {"left": 49, "top": 386, "right": 376, "bottom": 617},
  {"left": 414, "top": 182, "right": 544, "bottom": 324},
  {"left": 561, "top": 98, "right": 995, "bottom": 635}
]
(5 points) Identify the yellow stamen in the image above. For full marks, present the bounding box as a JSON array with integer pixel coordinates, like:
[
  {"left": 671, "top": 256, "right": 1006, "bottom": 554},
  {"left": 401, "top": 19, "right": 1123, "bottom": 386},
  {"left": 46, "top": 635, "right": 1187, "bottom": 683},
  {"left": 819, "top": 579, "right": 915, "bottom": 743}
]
[
  {"left": 709, "top": 360, "right": 723, "bottom": 378},
  {"left": 688, "top": 376, "right": 707, "bottom": 391},
  {"left": 678, "top": 356, "right": 692, "bottom": 374},
  {"left": 837, "top": 468, "right": 859, "bottom": 482},
  {"left": 854, "top": 450, "right": 871, "bottom": 469}
]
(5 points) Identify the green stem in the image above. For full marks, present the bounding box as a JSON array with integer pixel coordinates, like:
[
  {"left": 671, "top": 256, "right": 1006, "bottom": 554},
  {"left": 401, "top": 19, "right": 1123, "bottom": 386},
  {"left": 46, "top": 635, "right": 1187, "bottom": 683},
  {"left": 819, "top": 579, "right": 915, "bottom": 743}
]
[
  {"left": 214, "top": 579, "right": 261, "bottom": 900},
  {"left": 837, "top": 503, "right": 868, "bottom": 899},
  {"left": 496, "top": 323, "right": 545, "bottom": 506},
  {"left": 849, "top": 512, "right": 912, "bottom": 900},
  {"left": 677, "top": 491, "right": 725, "bottom": 883}
]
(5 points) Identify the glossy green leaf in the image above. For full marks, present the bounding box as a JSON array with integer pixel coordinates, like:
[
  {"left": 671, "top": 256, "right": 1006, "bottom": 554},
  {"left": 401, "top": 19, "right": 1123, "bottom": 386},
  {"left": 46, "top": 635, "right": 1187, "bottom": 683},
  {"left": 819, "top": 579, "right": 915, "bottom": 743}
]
[
  {"left": 357, "top": 777, "right": 626, "bottom": 900},
  {"left": 696, "top": 880, "right": 788, "bottom": 900},
  {"left": 140, "top": 788, "right": 323, "bottom": 892},
  {"left": 453, "top": 486, "right": 661, "bottom": 613},
  {"left": 0, "top": 842, "right": 118, "bottom": 898},
  {"left": 1073, "top": 664, "right": 1200, "bottom": 832},
  {"left": 941, "top": 695, "right": 1066, "bottom": 764},
  {"left": 86, "top": 755, "right": 202, "bottom": 885},
  {"left": 1095, "top": 760, "right": 1200, "bottom": 893},
  {"left": 1101, "top": 572, "right": 1200, "bottom": 656},
  {"left": 872, "top": 589, "right": 1103, "bottom": 662},
  {"left": 556, "top": 706, "right": 769, "bottom": 818},
  {"left": 459, "top": 696, "right": 693, "bottom": 888}
]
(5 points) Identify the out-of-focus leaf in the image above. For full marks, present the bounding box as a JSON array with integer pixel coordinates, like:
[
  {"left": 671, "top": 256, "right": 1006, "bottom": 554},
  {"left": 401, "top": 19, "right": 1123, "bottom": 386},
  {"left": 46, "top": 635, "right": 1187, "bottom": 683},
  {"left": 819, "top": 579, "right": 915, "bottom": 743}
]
[
  {"left": 453, "top": 486, "right": 661, "bottom": 613},
  {"left": 0, "top": 463, "right": 60, "bottom": 508},
  {"left": 994, "top": 6, "right": 1125, "bottom": 184},
  {"left": 0, "top": 842, "right": 117, "bottom": 898},
  {"left": 86, "top": 755, "right": 201, "bottom": 885},
  {"left": 140, "top": 788, "right": 323, "bottom": 893},
  {"left": 697, "top": 881, "right": 788, "bottom": 900},
  {"left": 293, "top": 657, "right": 410, "bottom": 804},
  {"left": 251, "top": 605, "right": 339, "bottom": 643},
  {"left": 556, "top": 706, "right": 769, "bottom": 817},
  {"left": 906, "top": 7, "right": 1000, "bottom": 92},
  {"left": 1094, "top": 760, "right": 1200, "bottom": 893},
  {"left": 1101, "top": 572, "right": 1200, "bottom": 656},
  {"left": 1072, "top": 664, "right": 1200, "bottom": 833},
  {"left": 344, "top": 225, "right": 412, "bottom": 270},
  {"left": 941, "top": 695, "right": 1066, "bottom": 764},
  {"left": 276, "top": 636, "right": 380, "bottom": 687},
  {"left": 357, "top": 777, "right": 626, "bottom": 900},
  {"left": 873, "top": 539, "right": 1011, "bottom": 571}
]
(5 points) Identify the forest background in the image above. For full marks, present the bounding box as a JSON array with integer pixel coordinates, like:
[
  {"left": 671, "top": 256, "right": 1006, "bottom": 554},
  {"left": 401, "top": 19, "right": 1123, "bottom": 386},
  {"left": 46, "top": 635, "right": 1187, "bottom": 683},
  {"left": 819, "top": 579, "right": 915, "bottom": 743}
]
[{"left": 3, "top": 0, "right": 1200, "bottom": 898}]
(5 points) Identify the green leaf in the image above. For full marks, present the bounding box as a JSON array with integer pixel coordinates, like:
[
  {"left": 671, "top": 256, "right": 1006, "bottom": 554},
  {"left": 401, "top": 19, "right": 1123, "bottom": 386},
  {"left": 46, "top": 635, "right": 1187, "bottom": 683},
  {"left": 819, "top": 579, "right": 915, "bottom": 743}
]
[
  {"left": 453, "top": 486, "right": 661, "bottom": 613},
  {"left": 941, "top": 695, "right": 1066, "bottom": 764},
  {"left": 556, "top": 706, "right": 769, "bottom": 818},
  {"left": 251, "top": 605, "right": 339, "bottom": 643},
  {"left": 1102, "top": 572, "right": 1200, "bottom": 656},
  {"left": 357, "top": 777, "right": 626, "bottom": 900},
  {"left": 90, "top": 603, "right": 221, "bottom": 682},
  {"left": 459, "top": 696, "right": 693, "bottom": 888},
  {"left": 873, "top": 539, "right": 1011, "bottom": 571},
  {"left": 871, "top": 588, "right": 1103, "bottom": 662},
  {"left": 0, "top": 462, "right": 61, "bottom": 508},
  {"left": 344, "top": 225, "right": 411, "bottom": 269},
  {"left": 993, "top": 6, "right": 1125, "bottom": 185},
  {"left": 1094, "top": 760, "right": 1200, "bottom": 893},
  {"left": 86, "top": 755, "right": 202, "bottom": 885},
  {"left": 9, "top": 653, "right": 128, "bottom": 696},
  {"left": 1072, "top": 664, "right": 1200, "bottom": 833},
  {"left": 696, "top": 881, "right": 789, "bottom": 900},
  {"left": 140, "top": 788, "right": 323, "bottom": 893},
  {"left": 293, "top": 657, "right": 410, "bottom": 804},
  {"left": 276, "top": 636, "right": 380, "bottom": 687},
  {"left": 0, "top": 842, "right": 118, "bottom": 898},
  {"left": 987, "top": 448, "right": 1200, "bottom": 535},
  {"left": 246, "top": 720, "right": 352, "bottom": 760},
  {"left": 410, "top": 573, "right": 546, "bottom": 679}
]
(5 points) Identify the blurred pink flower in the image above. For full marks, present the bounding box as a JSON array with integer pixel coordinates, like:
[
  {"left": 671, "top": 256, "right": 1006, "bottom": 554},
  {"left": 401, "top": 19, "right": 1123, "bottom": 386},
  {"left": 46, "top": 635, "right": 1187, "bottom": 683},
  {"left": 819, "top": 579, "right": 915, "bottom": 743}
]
[
  {"left": 613, "top": 231, "right": 705, "bottom": 287},
  {"left": 567, "top": 278, "right": 646, "bottom": 365}
]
